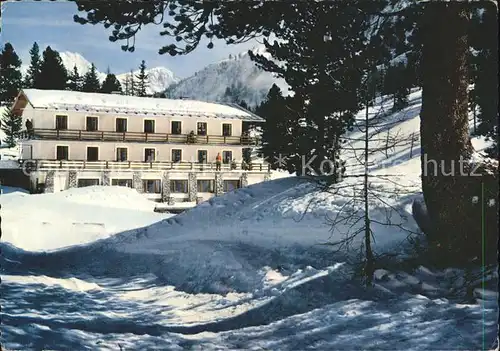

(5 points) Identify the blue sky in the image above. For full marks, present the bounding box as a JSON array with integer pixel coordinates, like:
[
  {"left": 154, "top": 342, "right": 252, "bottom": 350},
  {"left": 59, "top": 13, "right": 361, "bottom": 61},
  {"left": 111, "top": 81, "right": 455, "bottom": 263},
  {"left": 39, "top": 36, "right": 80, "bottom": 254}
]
[{"left": 1, "top": 1, "right": 259, "bottom": 78}]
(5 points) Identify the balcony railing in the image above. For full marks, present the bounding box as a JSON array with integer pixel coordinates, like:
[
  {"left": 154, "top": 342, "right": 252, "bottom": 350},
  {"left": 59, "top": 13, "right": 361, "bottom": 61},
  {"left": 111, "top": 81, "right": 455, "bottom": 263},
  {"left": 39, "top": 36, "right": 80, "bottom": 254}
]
[
  {"left": 22, "top": 159, "right": 271, "bottom": 172},
  {"left": 25, "top": 129, "right": 258, "bottom": 146}
]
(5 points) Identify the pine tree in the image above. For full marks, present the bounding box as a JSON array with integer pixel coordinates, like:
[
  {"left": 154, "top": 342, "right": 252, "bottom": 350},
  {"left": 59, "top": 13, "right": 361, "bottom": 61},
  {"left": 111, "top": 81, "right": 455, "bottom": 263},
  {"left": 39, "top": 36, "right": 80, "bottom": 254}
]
[
  {"left": 1, "top": 108, "right": 22, "bottom": 147},
  {"left": 123, "top": 72, "right": 130, "bottom": 95},
  {"left": 249, "top": 3, "right": 374, "bottom": 176},
  {"left": 256, "top": 84, "right": 301, "bottom": 173},
  {"left": 81, "top": 63, "right": 101, "bottom": 92},
  {"left": 418, "top": 3, "right": 497, "bottom": 263},
  {"left": 129, "top": 70, "right": 136, "bottom": 96},
  {"left": 238, "top": 100, "right": 249, "bottom": 110},
  {"left": 0, "top": 43, "right": 22, "bottom": 106},
  {"left": 101, "top": 72, "right": 123, "bottom": 94},
  {"left": 382, "top": 63, "right": 411, "bottom": 111},
  {"left": 36, "top": 46, "right": 68, "bottom": 90},
  {"left": 135, "top": 60, "right": 149, "bottom": 97},
  {"left": 67, "top": 65, "right": 82, "bottom": 91},
  {"left": 223, "top": 86, "right": 233, "bottom": 102},
  {"left": 23, "top": 42, "right": 42, "bottom": 89}
]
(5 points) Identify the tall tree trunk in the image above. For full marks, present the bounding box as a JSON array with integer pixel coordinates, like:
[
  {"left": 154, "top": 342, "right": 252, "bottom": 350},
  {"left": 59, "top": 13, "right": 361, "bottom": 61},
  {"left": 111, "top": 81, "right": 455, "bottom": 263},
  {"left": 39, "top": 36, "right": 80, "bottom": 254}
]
[
  {"left": 420, "top": 4, "right": 470, "bottom": 251},
  {"left": 420, "top": 3, "right": 497, "bottom": 263}
]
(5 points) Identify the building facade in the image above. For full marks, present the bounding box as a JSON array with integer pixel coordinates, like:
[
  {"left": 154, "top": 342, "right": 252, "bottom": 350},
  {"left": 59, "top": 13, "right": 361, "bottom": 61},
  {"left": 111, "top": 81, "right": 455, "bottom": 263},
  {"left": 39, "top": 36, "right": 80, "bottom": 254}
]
[{"left": 13, "top": 89, "right": 271, "bottom": 205}]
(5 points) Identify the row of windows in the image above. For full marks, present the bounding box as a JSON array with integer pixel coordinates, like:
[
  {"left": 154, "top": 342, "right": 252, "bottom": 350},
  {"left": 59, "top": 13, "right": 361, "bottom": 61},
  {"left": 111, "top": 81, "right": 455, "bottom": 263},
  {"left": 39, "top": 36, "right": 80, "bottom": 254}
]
[
  {"left": 55, "top": 115, "right": 233, "bottom": 136},
  {"left": 56, "top": 146, "right": 234, "bottom": 163},
  {"left": 77, "top": 178, "right": 240, "bottom": 193}
]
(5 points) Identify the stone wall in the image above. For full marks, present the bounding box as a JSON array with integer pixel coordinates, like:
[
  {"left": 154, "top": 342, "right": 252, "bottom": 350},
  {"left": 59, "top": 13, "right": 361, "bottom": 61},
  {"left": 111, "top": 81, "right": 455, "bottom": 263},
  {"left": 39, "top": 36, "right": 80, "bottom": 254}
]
[
  {"left": 68, "top": 171, "right": 77, "bottom": 188},
  {"left": 240, "top": 172, "right": 248, "bottom": 187},
  {"left": 215, "top": 172, "right": 224, "bottom": 196},
  {"left": 102, "top": 171, "right": 110, "bottom": 186},
  {"left": 133, "top": 171, "right": 143, "bottom": 193},
  {"left": 161, "top": 171, "right": 171, "bottom": 203},
  {"left": 45, "top": 170, "right": 55, "bottom": 193},
  {"left": 188, "top": 172, "right": 197, "bottom": 202}
]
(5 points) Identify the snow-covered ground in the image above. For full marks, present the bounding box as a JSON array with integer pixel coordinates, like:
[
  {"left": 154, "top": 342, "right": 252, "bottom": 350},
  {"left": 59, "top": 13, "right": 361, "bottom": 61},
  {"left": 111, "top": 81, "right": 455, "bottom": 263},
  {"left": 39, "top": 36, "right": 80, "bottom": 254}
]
[
  {"left": 1, "top": 90, "right": 498, "bottom": 350},
  {"left": 1, "top": 186, "right": 172, "bottom": 251}
]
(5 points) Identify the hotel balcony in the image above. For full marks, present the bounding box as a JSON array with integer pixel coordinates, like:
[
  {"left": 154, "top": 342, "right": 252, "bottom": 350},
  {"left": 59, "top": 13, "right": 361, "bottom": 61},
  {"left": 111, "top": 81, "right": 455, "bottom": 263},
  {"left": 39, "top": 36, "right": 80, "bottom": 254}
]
[
  {"left": 25, "top": 128, "right": 259, "bottom": 146},
  {"left": 20, "top": 159, "right": 271, "bottom": 173}
]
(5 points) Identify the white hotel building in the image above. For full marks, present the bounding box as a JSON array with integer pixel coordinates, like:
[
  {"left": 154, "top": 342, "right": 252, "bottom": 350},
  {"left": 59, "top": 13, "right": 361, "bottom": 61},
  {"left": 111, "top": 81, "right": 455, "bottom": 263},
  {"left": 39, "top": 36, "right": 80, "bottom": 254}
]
[{"left": 13, "top": 89, "right": 271, "bottom": 206}]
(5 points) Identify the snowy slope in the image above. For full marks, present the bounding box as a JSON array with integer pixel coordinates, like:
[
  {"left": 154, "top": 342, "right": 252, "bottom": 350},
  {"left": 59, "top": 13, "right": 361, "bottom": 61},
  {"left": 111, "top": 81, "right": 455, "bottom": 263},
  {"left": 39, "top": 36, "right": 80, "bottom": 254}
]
[
  {"left": 1, "top": 89, "right": 497, "bottom": 350},
  {"left": 166, "top": 46, "right": 290, "bottom": 107}
]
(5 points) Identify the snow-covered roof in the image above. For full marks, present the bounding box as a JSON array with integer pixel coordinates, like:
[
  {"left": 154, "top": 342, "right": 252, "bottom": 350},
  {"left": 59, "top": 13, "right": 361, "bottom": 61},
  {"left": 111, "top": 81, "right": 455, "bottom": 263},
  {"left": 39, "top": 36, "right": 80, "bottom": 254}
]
[{"left": 19, "top": 89, "right": 265, "bottom": 122}]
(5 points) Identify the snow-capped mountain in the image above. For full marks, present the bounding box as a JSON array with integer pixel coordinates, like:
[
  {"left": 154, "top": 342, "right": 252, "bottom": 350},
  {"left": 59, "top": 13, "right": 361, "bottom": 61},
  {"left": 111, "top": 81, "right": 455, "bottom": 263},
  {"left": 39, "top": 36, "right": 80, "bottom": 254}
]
[
  {"left": 58, "top": 52, "right": 97, "bottom": 78},
  {"left": 115, "top": 67, "right": 180, "bottom": 95},
  {"left": 21, "top": 51, "right": 179, "bottom": 94},
  {"left": 165, "top": 46, "right": 290, "bottom": 107}
]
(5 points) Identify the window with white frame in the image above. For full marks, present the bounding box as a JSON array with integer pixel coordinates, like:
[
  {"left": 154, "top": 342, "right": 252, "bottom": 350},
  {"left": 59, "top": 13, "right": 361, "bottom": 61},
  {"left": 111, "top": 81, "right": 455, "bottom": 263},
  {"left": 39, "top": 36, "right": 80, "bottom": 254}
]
[
  {"left": 144, "top": 120, "right": 155, "bottom": 133},
  {"left": 116, "top": 148, "right": 128, "bottom": 161},
  {"left": 78, "top": 179, "right": 100, "bottom": 187},
  {"left": 144, "top": 148, "right": 156, "bottom": 162},
  {"left": 171, "top": 149, "right": 182, "bottom": 162},
  {"left": 197, "top": 122, "right": 207, "bottom": 136},
  {"left": 222, "top": 123, "right": 232, "bottom": 137},
  {"left": 111, "top": 179, "right": 133, "bottom": 188},
  {"left": 56, "top": 146, "right": 69, "bottom": 160},
  {"left": 171, "top": 121, "right": 182, "bottom": 135},
  {"left": 223, "top": 180, "right": 240, "bottom": 192},
  {"left": 170, "top": 179, "right": 188, "bottom": 193},
  {"left": 116, "top": 118, "right": 127, "bottom": 132},
  {"left": 143, "top": 179, "right": 161, "bottom": 194},
  {"left": 197, "top": 179, "right": 214, "bottom": 193},
  {"left": 55, "top": 115, "right": 68, "bottom": 130},
  {"left": 86, "top": 116, "right": 98, "bottom": 131},
  {"left": 222, "top": 150, "right": 232, "bottom": 164},
  {"left": 197, "top": 150, "right": 207, "bottom": 163},
  {"left": 87, "top": 146, "right": 99, "bottom": 161}
]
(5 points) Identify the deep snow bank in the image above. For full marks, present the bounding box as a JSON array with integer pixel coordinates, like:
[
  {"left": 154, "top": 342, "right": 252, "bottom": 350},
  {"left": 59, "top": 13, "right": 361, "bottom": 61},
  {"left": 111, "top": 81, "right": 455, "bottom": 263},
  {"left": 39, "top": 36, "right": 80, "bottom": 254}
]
[{"left": 0, "top": 186, "right": 170, "bottom": 251}]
